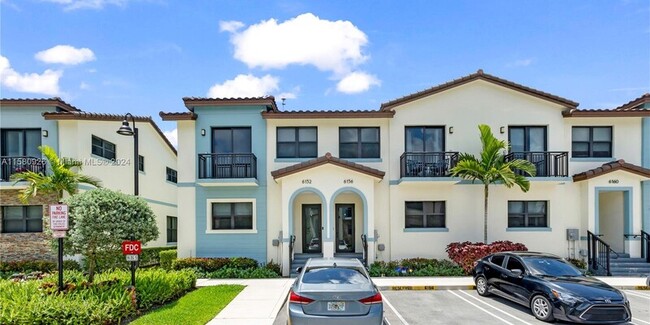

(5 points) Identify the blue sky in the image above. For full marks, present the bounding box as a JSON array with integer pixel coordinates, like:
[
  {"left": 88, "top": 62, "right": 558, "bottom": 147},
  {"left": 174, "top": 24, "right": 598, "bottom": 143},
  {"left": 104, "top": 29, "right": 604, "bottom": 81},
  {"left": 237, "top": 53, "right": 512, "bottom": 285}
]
[{"left": 1, "top": 0, "right": 649, "bottom": 145}]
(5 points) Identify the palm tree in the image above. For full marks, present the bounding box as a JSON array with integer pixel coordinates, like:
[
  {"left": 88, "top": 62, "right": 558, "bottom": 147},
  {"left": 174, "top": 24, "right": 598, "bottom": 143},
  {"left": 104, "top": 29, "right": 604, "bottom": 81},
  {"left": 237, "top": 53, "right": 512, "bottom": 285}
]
[
  {"left": 11, "top": 145, "right": 101, "bottom": 202},
  {"left": 450, "top": 125, "right": 536, "bottom": 243}
]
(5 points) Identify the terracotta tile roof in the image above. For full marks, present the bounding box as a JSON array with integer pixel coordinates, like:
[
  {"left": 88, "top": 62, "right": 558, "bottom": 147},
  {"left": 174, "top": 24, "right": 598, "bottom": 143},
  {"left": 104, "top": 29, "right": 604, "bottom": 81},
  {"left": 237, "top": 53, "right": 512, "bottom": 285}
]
[
  {"left": 563, "top": 93, "right": 650, "bottom": 117},
  {"left": 1, "top": 97, "right": 81, "bottom": 112},
  {"left": 572, "top": 160, "right": 650, "bottom": 182},
  {"left": 159, "top": 111, "right": 197, "bottom": 120},
  {"left": 182, "top": 96, "right": 278, "bottom": 112},
  {"left": 262, "top": 109, "right": 395, "bottom": 119},
  {"left": 271, "top": 152, "right": 385, "bottom": 180},
  {"left": 43, "top": 112, "right": 177, "bottom": 155},
  {"left": 380, "top": 69, "right": 579, "bottom": 111}
]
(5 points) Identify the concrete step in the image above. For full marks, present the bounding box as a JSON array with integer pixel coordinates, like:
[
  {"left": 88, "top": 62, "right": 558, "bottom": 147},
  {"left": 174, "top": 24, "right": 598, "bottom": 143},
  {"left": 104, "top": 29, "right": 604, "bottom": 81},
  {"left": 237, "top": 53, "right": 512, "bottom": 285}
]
[
  {"left": 611, "top": 258, "right": 648, "bottom": 263},
  {"left": 610, "top": 263, "right": 650, "bottom": 268},
  {"left": 613, "top": 253, "right": 630, "bottom": 258}
]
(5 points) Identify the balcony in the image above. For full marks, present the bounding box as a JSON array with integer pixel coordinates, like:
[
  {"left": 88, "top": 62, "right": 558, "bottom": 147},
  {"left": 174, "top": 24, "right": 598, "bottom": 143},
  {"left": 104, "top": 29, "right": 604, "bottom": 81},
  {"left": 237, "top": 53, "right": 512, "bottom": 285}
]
[
  {"left": 198, "top": 153, "right": 257, "bottom": 179},
  {"left": 400, "top": 152, "right": 459, "bottom": 178},
  {"left": 1, "top": 156, "right": 47, "bottom": 182},
  {"left": 504, "top": 151, "right": 568, "bottom": 177}
]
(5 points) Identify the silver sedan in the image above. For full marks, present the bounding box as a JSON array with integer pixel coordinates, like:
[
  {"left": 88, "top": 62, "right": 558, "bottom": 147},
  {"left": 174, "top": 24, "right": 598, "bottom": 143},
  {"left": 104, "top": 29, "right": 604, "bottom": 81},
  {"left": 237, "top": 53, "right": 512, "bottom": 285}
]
[{"left": 287, "top": 257, "right": 384, "bottom": 325}]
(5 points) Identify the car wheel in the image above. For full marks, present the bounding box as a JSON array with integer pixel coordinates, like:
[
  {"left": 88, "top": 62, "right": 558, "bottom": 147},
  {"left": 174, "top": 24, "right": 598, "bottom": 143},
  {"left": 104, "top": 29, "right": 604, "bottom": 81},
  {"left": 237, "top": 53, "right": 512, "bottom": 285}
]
[
  {"left": 530, "top": 295, "right": 555, "bottom": 322},
  {"left": 475, "top": 276, "right": 490, "bottom": 296}
]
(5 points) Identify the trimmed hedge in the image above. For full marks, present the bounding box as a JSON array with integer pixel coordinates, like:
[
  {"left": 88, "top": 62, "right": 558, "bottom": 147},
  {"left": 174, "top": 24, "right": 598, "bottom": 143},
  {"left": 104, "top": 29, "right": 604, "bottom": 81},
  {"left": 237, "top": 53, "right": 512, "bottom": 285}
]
[
  {"left": 566, "top": 258, "right": 587, "bottom": 270},
  {"left": 172, "top": 257, "right": 258, "bottom": 273},
  {"left": 159, "top": 249, "right": 177, "bottom": 270},
  {"left": 368, "top": 258, "right": 464, "bottom": 277},
  {"left": 92, "top": 246, "right": 177, "bottom": 272},
  {"left": 0, "top": 268, "right": 196, "bottom": 324},
  {"left": 205, "top": 267, "right": 280, "bottom": 279},
  {"left": 0, "top": 260, "right": 81, "bottom": 279},
  {"left": 446, "top": 241, "right": 528, "bottom": 273}
]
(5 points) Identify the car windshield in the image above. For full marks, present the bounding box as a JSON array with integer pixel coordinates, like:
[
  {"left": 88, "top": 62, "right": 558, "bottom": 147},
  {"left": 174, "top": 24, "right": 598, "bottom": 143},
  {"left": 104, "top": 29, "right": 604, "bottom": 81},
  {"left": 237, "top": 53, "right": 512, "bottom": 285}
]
[
  {"left": 523, "top": 257, "right": 582, "bottom": 277},
  {"left": 302, "top": 267, "right": 369, "bottom": 284}
]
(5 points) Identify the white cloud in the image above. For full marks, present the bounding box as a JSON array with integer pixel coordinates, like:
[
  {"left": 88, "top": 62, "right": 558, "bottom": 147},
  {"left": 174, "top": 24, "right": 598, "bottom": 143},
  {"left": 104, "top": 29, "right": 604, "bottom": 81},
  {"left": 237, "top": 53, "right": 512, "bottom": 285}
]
[
  {"left": 336, "top": 71, "right": 380, "bottom": 94},
  {"left": 507, "top": 58, "right": 534, "bottom": 67},
  {"left": 163, "top": 128, "right": 177, "bottom": 148},
  {"left": 79, "top": 81, "right": 90, "bottom": 90},
  {"left": 223, "top": 13, "right": 369, "bottom": 76},
  {"left": 35, "top": 45, "right": 96, "bottom": 65},
  {"left": 0, "top": 55, "right": 62, "bottom": 95},
  {"left": 42, "top": 0, "right": 129, "bottom": 11},
  {"left": 219, "top": 20, "right": 245, "bottom": 33},
  {"left": 207, "top": 74, "right": 279, "bottom": 98}
]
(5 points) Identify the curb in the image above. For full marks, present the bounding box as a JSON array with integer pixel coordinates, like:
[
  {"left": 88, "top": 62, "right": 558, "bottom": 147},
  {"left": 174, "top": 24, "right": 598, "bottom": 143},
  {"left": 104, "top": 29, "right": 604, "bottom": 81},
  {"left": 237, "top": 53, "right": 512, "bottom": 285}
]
[{"left": 377, "top": 285, "right": 650, "bottom": 291}]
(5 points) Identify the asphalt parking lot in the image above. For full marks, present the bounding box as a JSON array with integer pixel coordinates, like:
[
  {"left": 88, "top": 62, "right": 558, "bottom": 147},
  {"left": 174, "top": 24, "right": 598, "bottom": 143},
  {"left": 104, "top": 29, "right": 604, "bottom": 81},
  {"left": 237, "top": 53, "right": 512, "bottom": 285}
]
[{"left": 382, "top": 289, "right": 650, "bottom": 325}]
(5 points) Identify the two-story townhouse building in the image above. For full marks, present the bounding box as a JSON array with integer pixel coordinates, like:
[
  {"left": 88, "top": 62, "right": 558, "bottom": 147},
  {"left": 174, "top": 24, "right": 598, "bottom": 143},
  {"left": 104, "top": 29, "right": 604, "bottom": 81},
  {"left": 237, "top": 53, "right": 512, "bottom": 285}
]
[
  {"left": 1, "top": 98, "right": 178, "bottom": 261},
  {"left": 163, "top": 70, "right": 650, "bottom": 276}
]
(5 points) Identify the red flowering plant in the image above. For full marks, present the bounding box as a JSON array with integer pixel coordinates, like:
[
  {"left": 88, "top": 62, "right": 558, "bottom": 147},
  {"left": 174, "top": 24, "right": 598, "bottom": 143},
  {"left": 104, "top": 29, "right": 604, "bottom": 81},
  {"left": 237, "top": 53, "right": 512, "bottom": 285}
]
[{"left": 446, "top": 241, "right": 528, "bottom": 274}]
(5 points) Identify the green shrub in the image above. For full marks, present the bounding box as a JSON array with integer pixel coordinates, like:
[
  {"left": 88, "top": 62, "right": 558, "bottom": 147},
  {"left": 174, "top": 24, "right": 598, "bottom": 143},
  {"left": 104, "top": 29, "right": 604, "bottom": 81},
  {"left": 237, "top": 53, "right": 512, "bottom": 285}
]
[
  {"left": 446, "top": 241, "right": 528, "bottom": 274},
  {"left": 63, "top": 260, "right": 82, "bottom": 271},
  {"left": 368, "top": 259, "right": 464, "bottom": 277},
  {"left": 0, "top": 268, "right": 196, "bottom": 324},
  {"left": 172, "top": 257, "right": 258, "bottom": 273},
  {"left": 0, "top": 260, "right": 56, "bottom": 273},
  {"left": 205, "top": 267, "right": 280, "bottom": 279},
  {"left": 159, "top": 249, "right": 177, "bottom": 270},
  {"left": 263, "top": 260, "right": 281, "bottom": 276},
  {"left": 91, "top": 246, "right": 177, "bottom": 272},
  {"left": 566, "top": 258, "right": 587, "bottom": 270}
]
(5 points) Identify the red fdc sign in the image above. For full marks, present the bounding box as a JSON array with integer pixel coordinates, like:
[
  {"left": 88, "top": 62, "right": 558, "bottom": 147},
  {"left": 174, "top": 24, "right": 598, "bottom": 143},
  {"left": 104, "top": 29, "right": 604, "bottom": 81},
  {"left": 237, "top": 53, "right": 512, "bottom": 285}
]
[{"left": 121, "top": 241, "right": 142, "bottom": 255}]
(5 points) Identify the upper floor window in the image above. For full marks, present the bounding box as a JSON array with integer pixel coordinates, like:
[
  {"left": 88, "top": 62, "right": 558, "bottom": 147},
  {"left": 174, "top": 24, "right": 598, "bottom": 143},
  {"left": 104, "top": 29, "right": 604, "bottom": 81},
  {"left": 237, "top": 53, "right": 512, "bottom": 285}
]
[
  {"left": 339, "top": 127, "right": 379, "bottom": 159},
  {"left": 167, "top": 216, "right": 177, "bottom": 243},
  {"left": 509, "top": 126, "right": 547, "bottom": 152},
  {"left": 166, "top": 167, "right": 177, "bottom": 183},
  {"left": 508, "top": 201, "right": 547, "bottom": 228},
  {"left": 1, "top": 206, "right": 43, "bottom": 233},
  {"left": 277, "top": 127, "right": 317, "bottom": 158},
  {"left": 572, "top": 127, "right": 612, "bottom": 158},
  {"left": 212, "top": 127, "right": 251, "bottom": 153},
  {"left": 405, "top": 126, "right": 444, "bottom": 152},
  {"left": 91, "top": 135, "right": 116, "bottom": 160},
  {"left": 405, "top": 201, "right": 446, "bottom": 228},
  {"left": 1, "top": 129, "right": 41, "bottom": 157},
  {"left": 212, "top": 202, "right": 253, "bottom": 230},
  {"left": 138, "top": 155, "right": 144, "bottom": 172}
]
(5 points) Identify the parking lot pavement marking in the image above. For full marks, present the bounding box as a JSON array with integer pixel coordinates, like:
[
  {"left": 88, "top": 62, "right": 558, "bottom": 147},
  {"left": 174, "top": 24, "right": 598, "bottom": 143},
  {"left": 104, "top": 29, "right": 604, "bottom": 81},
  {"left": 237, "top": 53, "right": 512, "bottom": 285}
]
[
  {"left": 457, "top": 290, "right": 533, "bottom": 325},
  {"left": 633, "top": 318, "right": 650, "bottom": 325},
  {"left": 382, "top": 293, "right": 410, "bottom": 325},
  {"left": 447, "top": 290, "right": 516, "bottom": 325},
  {"left": 625, "top": 290, "right": 650, "bottom": 299}
]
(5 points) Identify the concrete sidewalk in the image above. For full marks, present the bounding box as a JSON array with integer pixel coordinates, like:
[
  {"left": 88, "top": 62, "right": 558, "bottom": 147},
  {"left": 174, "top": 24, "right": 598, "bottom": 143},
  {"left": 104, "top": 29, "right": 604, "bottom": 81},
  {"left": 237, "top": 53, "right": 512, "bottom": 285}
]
[{"left": 199, "top": 276, "right": 649, "bottom": 325}]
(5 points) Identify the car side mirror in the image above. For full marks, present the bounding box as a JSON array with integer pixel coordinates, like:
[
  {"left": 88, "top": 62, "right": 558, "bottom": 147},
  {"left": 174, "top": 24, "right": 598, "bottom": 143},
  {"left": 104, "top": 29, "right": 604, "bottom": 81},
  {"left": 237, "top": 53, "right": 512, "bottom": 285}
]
[
  {"left": 296, "top": 267, "right": 302, "bottom": 273},
  {"left": 511, "top": 269, "right": 523, "bottom": 278}
]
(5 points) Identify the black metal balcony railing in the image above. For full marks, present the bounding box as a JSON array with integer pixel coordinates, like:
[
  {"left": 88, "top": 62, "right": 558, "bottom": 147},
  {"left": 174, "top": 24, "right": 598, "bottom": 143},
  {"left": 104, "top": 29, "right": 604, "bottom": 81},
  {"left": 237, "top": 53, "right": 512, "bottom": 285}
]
[
  {"left": 400, "top": 152, "right": 459, "bottom": 178},
  {"left": 504, "top": 151, "right": 568, "bottom": 177},
  {"left": 0, "top": 156, "right": 47, "bottom": 182},
  {"left": 198, "top": 153, "right": 257, "bottom": 179}
]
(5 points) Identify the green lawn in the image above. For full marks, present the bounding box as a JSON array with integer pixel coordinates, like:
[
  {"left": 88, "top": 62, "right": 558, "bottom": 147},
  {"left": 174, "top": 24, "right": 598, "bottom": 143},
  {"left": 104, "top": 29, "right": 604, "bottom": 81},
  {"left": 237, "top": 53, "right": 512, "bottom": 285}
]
[{"left": 131, "top": 285, "right": 245, "bottom": 325}]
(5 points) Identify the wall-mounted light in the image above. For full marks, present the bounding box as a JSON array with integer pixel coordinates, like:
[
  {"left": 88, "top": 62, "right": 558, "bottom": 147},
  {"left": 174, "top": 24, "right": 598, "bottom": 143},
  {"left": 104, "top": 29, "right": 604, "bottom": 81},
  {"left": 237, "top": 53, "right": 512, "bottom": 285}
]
[
  {"left": 201, "top": 129, "right": 206, "bottom": 136},
  {"left": 42, "top": 130, "right": 48, "bottom": 137},
  {"left": 500, "top": 126, "right": 505, "bottom": 134},
  {"left": 448, "top": 126, "right": 454, "bottom": 134}
]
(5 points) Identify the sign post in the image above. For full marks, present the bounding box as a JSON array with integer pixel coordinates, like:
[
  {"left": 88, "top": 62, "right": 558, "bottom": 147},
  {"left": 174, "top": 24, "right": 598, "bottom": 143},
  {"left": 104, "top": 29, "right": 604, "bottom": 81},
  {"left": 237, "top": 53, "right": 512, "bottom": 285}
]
[
  {"left": 122, "top": 237, "right": 141, "bottom": 287},
  {"left": 50, "top": 204, "right": 68, "bottom": 292}
]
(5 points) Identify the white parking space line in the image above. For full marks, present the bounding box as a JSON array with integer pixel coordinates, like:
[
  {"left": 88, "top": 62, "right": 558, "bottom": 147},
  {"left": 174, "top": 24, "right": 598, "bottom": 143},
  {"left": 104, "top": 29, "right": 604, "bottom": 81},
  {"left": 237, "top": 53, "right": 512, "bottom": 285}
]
[
  {"left": 457, "top": 290, "right": 533, "bottom": 325},
  {"left": 625, "top": 290, "right": 650, "bottom": 299},
  {"left": 447, "top": 290, "right": 515, "bottom": 325},
  {"left": 382, "top": 293, "right": 410, "bottom": 325},
  {"left": 633, "top": 318, "right": 650, "bottom": 325}
]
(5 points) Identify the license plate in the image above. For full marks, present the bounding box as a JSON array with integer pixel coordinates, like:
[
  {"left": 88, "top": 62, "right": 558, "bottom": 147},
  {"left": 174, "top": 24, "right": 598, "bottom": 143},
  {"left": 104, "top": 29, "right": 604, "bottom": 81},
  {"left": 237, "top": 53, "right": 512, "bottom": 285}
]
[{"left": 327, "top": 301, "right": 345, "bottom": 311}]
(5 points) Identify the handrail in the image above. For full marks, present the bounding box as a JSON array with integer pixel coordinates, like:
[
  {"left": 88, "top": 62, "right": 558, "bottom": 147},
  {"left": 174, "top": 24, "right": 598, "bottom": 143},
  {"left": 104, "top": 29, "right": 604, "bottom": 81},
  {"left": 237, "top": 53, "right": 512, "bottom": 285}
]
[
  {"left": 641, "top": 230, "right": 650, "bottom": 263},
  {"left": 289, "top": 235, "right": 296, "bottom": 262},
  {"left": 504, "top": 151, "right": 568, "bottom": 177},
  {"left": 0, "top": 156, "right": 47, "bottom": 182},
  {"left": 587, "top": 231, "right": 617, "bottom": 276},
  {"left": 400, "top": 151, "right": 459, "bottom": 178},
  {"left": 361, "top": 234, "right": 368, "bottom": 266}
]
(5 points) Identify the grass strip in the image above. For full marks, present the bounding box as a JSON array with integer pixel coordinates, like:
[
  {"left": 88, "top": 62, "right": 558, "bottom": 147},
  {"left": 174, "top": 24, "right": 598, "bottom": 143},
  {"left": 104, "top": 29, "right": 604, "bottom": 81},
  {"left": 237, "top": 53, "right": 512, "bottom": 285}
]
[{"left": 131, "top": 284, "right": 245, "bottom": 325}]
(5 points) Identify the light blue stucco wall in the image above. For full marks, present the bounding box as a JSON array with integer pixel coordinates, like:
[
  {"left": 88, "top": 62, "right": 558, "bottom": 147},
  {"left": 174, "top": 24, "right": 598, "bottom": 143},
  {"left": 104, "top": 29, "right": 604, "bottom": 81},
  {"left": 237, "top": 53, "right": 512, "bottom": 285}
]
[
  {"left": 642, "top": 117, "right": 649, "bottom": 231},
  {"left": 193, "top": 106, "right": 268, "bottom": 262},
  {"left": 0, "top": 107, "right": 59, "bottom": 153}
]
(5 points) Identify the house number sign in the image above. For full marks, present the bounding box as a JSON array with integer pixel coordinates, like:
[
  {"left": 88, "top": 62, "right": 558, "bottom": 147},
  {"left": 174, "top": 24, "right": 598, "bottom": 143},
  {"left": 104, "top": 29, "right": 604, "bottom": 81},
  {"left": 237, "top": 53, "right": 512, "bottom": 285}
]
[
  {"left": 343, "top": 179, "right": 354, "bottom": 184},
  {"left": 302, "top": 179, "right": 312, "bottom": 184},
  {"left": 608, "top": 179, "right": 619, "bottom": 184}
]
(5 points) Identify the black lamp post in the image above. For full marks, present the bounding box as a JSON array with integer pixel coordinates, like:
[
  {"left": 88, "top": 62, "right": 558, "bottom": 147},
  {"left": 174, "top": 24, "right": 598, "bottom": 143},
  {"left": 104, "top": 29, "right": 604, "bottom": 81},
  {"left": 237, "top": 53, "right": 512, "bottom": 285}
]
[{"left": 116, "top": 113, "right": 138, "bottom": 196}]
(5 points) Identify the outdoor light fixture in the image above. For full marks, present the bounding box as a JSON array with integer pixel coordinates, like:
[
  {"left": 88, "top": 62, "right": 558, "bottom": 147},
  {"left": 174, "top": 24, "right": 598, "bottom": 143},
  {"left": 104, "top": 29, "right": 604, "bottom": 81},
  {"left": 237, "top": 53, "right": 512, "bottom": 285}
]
[
  {"left": 201, "top": 129, "right": 206, "bottom": 136},
  {"left": 500, "top": 126, "right": 505, "bottom": 134},
  {"left": 42, "top": 130, "right": 48, "bottom": 137},
  {"left": 448, "top": 126, "right": 454, "bottom": 134},
  {"left": 116, "top": 113, "right": 139, "bottom": 196}
]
